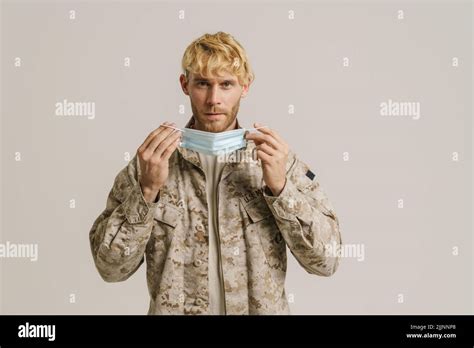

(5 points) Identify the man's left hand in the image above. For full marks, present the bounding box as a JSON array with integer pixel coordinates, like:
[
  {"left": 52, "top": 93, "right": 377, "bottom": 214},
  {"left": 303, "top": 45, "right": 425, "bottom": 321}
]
[{"left": 245, "top": 122, "right": 289, "bottom": 196}]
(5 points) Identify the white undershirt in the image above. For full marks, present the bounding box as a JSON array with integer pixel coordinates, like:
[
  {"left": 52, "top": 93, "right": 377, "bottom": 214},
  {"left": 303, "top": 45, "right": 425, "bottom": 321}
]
[{"left": 197, "top": 152, "right": 226, "bottom": 315}]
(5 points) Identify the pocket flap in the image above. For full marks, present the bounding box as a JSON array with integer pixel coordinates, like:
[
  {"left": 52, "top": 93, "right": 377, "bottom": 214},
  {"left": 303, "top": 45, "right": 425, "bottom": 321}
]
[
  {"left": 240, "top": 196, "right": 272, "bottom": 224},
  {"left": 154, "top": 202, "right": 182, "bottom": 228}
]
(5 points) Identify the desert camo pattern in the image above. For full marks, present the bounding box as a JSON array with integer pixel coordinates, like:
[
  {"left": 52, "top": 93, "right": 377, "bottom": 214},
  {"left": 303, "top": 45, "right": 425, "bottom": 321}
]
[{"left": 89, "top": 118, "right": 342, "bottom": 315}]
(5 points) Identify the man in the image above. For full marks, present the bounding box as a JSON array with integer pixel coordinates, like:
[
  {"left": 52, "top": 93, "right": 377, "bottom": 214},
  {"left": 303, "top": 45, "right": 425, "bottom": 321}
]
[{"left": 89, "top": 31, "right": 342, "bottom": 315}]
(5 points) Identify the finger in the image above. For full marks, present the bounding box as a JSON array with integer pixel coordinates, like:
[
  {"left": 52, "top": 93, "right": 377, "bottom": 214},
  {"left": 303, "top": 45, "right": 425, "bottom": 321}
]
[
  {"left": 153, "top": 129, "right": 182, "bottom": 158},
  {"left": 245, "top": 132, "right": 264, "bottom": 146},
  {"left": 257, "top": 142, "right": 277, "bottom": 156},
  {"left": 246, "top": 132, "right": 280, "bottom": 150},
  {"left": 161, "top": 137, "right": 181, "bottom": 161},
  {"left": 256, "top": 149, "right": 272, "bottom": 163},
  {"left": 249, "top": 137, "right": 264, "bottom": 146},
  {"left": 140, "top": 122, "right": 171, "bottom": 150},
  {"left": 152, "top": 128, "right": 181, "bottom": 158},
  {"left": 139, "top": 122, "right": 172, "bottom": 152},
  {"left": 146, "top": 125, "right": 179, "bottom": 155},
  {"left": 254, "top": 123, "right": 285, "bottom": 144}
]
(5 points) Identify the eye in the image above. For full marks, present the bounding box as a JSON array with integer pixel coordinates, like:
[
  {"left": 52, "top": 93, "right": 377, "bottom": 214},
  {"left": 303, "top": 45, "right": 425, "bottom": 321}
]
[
  {"left": 197, "top": 81, "right": 208, "bottom": 87},
  {"left": 222, "top": 81, "right": 233, "bottom": 88}
]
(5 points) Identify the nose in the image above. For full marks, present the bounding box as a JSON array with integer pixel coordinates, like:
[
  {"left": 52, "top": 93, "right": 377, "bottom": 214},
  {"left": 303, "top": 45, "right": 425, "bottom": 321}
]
[{"left": 206, "top": 85, "right": 221, "bottom": 107}]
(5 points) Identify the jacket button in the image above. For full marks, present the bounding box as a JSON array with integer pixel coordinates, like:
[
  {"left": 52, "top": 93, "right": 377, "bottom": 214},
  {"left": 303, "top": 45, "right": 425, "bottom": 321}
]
[
  {"left": 288, "top": 198, "right": 295, "bottom": 208},
  {"left": 193, "top": 259, "right": 203, "bottom": 267},
  {"left": 196, "top": 189, "right": 202, "bottom": 196},
  {"left": 195, "top": 298, "right": 204, "bottom": 306}
]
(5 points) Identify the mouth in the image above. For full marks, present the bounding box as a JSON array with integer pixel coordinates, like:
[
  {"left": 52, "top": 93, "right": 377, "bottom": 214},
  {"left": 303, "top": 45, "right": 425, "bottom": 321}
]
[{"left": 204, "top": 113, "right": 225, "bottom": 119}]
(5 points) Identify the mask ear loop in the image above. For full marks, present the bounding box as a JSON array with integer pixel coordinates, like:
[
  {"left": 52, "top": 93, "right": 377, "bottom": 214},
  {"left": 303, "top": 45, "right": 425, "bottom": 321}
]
[
  {"left": 245, "top": 125, "right": 268, "bottom": 132},
  {"left": 161, "top": 124, "right": 184, "bottom": 132}
]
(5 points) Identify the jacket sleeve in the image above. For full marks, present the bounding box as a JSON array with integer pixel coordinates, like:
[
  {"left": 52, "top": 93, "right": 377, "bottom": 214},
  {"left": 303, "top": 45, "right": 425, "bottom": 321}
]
[
  {"left": 89, "top": 155, "right": 158, "bottom": 282},
  {"left": 263, "top": 152, "right": 342, "bottom": 276}
]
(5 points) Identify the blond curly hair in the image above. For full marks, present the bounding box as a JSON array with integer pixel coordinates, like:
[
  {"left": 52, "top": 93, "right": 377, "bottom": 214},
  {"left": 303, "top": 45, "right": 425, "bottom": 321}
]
[{"left": 181, "top": 32, "right": 254, "bottom": 86}]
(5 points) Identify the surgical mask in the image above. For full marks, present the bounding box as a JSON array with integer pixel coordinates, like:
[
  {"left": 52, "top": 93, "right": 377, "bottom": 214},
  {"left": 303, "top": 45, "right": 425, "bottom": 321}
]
[{"left": 163, "top": 124, "right": 266, "bottom": 156}]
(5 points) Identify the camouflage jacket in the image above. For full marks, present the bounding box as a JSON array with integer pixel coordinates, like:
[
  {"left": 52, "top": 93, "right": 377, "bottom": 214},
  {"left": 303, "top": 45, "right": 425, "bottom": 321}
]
[{"left": 89, "top": 119, "right": 342, "bottom": 315}]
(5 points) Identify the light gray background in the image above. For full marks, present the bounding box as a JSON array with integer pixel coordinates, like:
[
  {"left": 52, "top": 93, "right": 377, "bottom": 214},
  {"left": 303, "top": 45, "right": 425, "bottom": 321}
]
[{"left": 1, "top": 0, "right": 472, "bottom": 314}]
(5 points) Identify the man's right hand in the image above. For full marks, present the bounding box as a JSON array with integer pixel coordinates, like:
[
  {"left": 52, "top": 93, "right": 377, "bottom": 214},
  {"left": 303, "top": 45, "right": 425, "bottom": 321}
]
[{"left": 137, "top": 121, "right": 182, "bottom": 203}]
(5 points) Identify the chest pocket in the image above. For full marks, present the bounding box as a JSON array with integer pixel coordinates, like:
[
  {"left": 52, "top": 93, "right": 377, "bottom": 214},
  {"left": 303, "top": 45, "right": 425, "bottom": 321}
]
[
  {"left": 154, "top": 201, "right": 182, "bottom": 228},
  {"left": 240, "top": 195, "right": 286, "bottom": 275},
  {"left": 240, "top": 196, "right": 272, "bottom": 225},
  {"left": 150, "top": 200, "right": 183, "bottom": 251},
  {"left": 239, "top": 195, "right": 283, "bottom": 244}
]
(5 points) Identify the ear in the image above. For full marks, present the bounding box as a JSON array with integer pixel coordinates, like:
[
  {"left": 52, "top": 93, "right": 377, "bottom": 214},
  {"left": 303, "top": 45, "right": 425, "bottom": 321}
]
[
  {"left": 241, "top": 83, "right": 250, "bottom": 98},
  {"left": 179, "top": 74, "right": 189, "bottom": 96}
]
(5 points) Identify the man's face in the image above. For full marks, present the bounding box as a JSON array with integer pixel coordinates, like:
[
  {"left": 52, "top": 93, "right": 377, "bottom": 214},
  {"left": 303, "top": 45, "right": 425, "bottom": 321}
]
[{"left": 180, "top": 71, "right": 249, "bottom": 133}]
